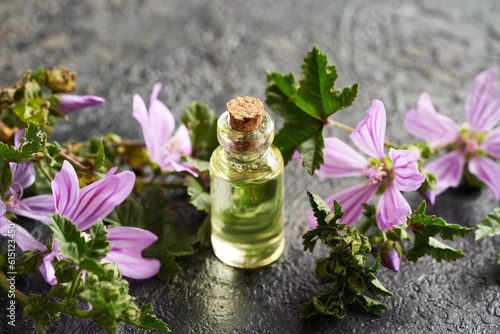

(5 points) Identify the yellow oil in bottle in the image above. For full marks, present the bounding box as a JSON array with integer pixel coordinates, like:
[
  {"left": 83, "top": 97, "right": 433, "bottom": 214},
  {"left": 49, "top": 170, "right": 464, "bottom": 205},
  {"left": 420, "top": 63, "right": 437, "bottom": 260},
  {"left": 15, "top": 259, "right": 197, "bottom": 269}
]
[{"left": 210, "top": 104, "right": 285, "bottom": 269}]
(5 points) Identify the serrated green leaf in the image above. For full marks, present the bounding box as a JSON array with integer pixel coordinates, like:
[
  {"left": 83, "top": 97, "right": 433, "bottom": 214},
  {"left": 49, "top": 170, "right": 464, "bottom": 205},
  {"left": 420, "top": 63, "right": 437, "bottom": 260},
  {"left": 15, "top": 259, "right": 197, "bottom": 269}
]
[
  {"left": 266, "top": 47, "right": 358, "bottom": 174},
  {"left": 409, "top": 201, "right": 473, "bottom": 241},
  {"left": 407, "top": 235, "right": 466, "bottom": 262},
  {"left": 196, "top": 214, "right": 211, "bottom": 248},
  {"left": 0, "top": 122, "right": 46, "bottom": 163},
  {"left": 182, "top": 102, "right": 218, "bottom": 161},
  {"left": 45, "top": 141, "right": 62, "bottom": 167},
  {"left": 87, "top": 221, "right": 111, "bottom": 261},
  {"left": 53, "top": 258, "right": 78, "bottom": 283},
  {"left": 126, "top": 303, "right": 170, "bottom": 331},
  {"left": 184, "top": 156, "right": 210, "bottom": 172},
  {"left": 50, "top": 214, "right": 87, "bottom": 263},
  {"left": 365, "top": 274, "right": 393, "bottom": 297},
  {"left": 476, "top": 208, "right": 500, "bottom": 240},
  {"left": 185, "top": 176, "right": 211, "bottom": 212}
]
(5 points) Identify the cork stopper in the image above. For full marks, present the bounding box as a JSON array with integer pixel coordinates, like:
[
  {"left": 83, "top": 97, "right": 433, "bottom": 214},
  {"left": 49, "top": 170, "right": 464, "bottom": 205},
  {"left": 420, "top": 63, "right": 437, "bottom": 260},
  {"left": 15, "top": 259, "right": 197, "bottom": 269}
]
[{"left": 226, "top": 96, "right": 264, "bottom": 132}]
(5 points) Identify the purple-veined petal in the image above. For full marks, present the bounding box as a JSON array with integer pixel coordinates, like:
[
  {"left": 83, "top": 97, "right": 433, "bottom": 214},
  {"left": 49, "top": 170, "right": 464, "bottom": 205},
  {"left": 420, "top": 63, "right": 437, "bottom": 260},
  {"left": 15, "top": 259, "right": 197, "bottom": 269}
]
[
  {"left": 305, "top": 183, "right": 378, "bottom": 228},
  {"left": 0, "top": 217, "right": 47, "bottom": 252},
  {"left": 376, "top": 185, "right": 411, "bottom": 231},
  {"left": 468, "top": 155, "right": 500, "bottom": 200},
  {"left": 10, "top": 161, "right": 36, "bottom": 190},
  {"left": 349, "top": 99, "right": 386, "bottom": 160},
  {"left": 0, "top": 201, "right": 5, "bottom": 216},
  {"left": 102, "top": 227, "right": 161, "bottom": 279},
  {"left": 56, "top": 94, "right": 105, "bottom": 115},
  {"left": 39, "top": 243, "right": 60, "bottom": 285},
  {"left": 13, "top": 128, "right": 25, "bottom": 149},
  {"left": 481, "top": 126, "right": 500, "bottom": 159},
  {"left": 149, "top": 82, "right": 175, "bottom": 147},
  {"left": 157, "top": 148, "right": 198, "bottom": 176},
  {"left": 172, "top": 124, "right": 193, "bottom": 157},
  {"left": 73, "top": 167, "right": 135, "bottom": 231},
  {"left": 10, "top": 195, "right": 56, "bottom": 225},
  {"left": 382, "top": 248, "right": 401, "bottom": 272},
  {"left": 51, "top": 160, "right": 80, "bottom": 220},
  {"left": 424, "top": 151, "right": 466, "bottom": 195},
  {"left": 133, "top": 94, "right": 158, "bottom": 161},
  {"left": 421, "top": 187, "right": 436, "bottom": 205},
  {"left": 390, "top": 148, "right": 425, "bottom": 192},
  {"left": 404, "top": 92, "right": 460, "bottom": 145},
  {"left": 314, "top": 137, "right": 368, "bottom": 178},
  {"left": 465, "top": 68, "right": 500, "bottom": 133}
]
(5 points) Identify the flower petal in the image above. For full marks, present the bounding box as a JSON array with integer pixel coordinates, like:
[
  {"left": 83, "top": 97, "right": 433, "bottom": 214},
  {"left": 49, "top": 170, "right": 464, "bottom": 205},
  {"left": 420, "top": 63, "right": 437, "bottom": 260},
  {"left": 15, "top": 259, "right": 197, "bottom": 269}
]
[
  {"left": 404, "top": 92, "right": 460, "bottom": 145},
  {"left": 305, "top": 183, "right": 378, "bottom": 228},
  {"left": 468, "top": 155, "right": 500, "bottom": 200},
  {"left": 314, "top": 137, "right": 368, "bottom": 178},
  {"left": 13, "top": 128, "right": 25, "bottom": 149},
  {"left": 157, "top": 148, "right": 198, "bottom": 176},
  {"left": 39, "top": 243, "right": 59, "bottom": 285},
  {"left": 56, "top": 94, "right": 105, "bottom": 115},
  {"left": 465, "top": 68, "right": 500, "bottom": 133},
  {"left": 424, "top": 151, "right": 465, "bottom": 195},
  {"left": 51, "top": 161, "right": 80, "bottom": 220},
  {"left": 376, "top": 185, "right": 411, "bottom": 231},
  {"left": 133, "top": 94, "right": 157, "bottom": 161},
  {"left": 0, "top": 217, "right": 47, "bottom": 252},
  {"left": 10, "top": 161, "right": 36, "bottom": 190},
  {"left": 349, "top": 99, "right": 386, "bottom": 160},
  {"left": 11, "top": 195, "right": 56, "bottom": 225},
  {"left": 0, "top": 201, "right": 5, "bottom": 216},
  {"left": 149, "top": 82, "right": 175, "bottom": 147},
  {"left": 389, "top": 148, "right": 425, "bottom": 192},
  {"left": 173, "top": 124, "right": 193, "bottom": 156},
  {"left": 102, "top": 227, "right": 161, "bottom": 279},
  {"left": 73, "top": 168, "right": 135, "bottom": 231},
  {"left": 481, "top": 126, "right": 500, "bottom": 159}
]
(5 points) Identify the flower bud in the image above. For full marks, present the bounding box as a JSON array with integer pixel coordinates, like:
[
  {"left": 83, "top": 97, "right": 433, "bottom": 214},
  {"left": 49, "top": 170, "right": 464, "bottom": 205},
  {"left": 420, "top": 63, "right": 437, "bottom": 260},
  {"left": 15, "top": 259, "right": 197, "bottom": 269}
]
[
  {"left": 382, "top": 248, "right": 401, "bottom": 273},
  {"left": 45, "top": 67, "right": 77, "bottom": 93},
  {"left": 56, "top": 94, "right": 105, "bottom": 115}
]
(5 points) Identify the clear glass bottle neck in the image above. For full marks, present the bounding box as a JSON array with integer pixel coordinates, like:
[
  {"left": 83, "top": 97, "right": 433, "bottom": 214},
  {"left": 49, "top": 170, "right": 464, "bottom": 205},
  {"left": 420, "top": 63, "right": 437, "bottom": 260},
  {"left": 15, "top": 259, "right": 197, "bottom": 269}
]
[{"left": 217, "top": 111, "right": 274, "bottom": 162}]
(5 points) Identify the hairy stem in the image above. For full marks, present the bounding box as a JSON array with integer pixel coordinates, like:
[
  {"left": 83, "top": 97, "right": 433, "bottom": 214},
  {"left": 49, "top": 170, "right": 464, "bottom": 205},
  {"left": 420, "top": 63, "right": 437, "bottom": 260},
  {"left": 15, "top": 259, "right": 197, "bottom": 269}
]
[
  {"left": 327, "top": 119, "right": 398, "bottom": 149},
  {"left": 36, "top": 160, "right": 53, "bottom": 182},
  {"left": 60, "top": 150, "right": 92, "bottom": 170},
  {"left": 0, "top": 267, "right": 29, "bottom": 306},
  {"left": 66, "top": 268, "right": 83, "bottom": 304}
]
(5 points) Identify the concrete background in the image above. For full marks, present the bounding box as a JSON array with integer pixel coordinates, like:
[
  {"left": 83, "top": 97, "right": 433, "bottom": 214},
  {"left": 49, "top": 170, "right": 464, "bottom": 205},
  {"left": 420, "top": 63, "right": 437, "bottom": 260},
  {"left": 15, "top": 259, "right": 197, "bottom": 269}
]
[{"left": 1, "top": 0, "right": 500, "bottom": 333}]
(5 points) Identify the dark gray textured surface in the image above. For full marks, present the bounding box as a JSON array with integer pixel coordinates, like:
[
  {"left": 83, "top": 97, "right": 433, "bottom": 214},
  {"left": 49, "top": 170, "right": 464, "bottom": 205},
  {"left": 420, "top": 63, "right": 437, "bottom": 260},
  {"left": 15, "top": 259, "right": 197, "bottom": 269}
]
[{"left": 1, "top": 0, "right": 500, "bottom": 333}]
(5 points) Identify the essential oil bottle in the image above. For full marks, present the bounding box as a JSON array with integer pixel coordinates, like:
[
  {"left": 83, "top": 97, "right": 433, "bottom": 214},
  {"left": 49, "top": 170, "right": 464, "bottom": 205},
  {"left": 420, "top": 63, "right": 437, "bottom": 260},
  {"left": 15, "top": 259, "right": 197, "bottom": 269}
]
[{"left": 210, "top": 96, "right": 285, "bottom": 268}]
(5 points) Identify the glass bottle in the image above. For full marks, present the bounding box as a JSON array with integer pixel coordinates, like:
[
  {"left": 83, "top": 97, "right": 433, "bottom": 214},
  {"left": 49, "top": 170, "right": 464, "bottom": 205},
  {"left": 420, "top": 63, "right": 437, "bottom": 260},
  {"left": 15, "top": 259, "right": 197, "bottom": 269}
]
[{"left": 210, "top": 96, "right": 285, "bottom": 269}]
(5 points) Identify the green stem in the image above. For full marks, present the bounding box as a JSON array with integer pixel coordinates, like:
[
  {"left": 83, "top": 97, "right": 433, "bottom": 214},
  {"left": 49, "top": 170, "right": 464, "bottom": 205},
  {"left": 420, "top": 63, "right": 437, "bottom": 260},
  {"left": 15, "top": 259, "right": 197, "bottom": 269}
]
[
  {"left": 43, "top": 282, "right": 62, "bottom": 303},
  {"left": 0, "top": 267, "right": 29, "bottom": 306},
  {"left": 66, "top": 268, "right": 83, "bottom": 304},
  {"left": 45, "top": 302, "right": 92, "bottom": 319},
  {"left": 33, "top": 317, "right": 46, "bottom": 334},
  {"left": 36, "top": 160, "right": 53, "bottom": 182}
]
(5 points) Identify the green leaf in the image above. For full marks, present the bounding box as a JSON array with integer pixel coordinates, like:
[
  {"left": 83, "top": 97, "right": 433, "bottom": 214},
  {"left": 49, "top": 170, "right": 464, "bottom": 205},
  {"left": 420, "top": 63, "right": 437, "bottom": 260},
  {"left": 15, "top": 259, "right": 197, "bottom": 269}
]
[
  {"left": 53, "top": 259, "right": 79, "bottom": 283},
  {"left": 408, "top": 201, "right": 473, "bottom": 241},
  {"left": 45, "top": 141, "right": 62, "bottom": 167},
  {"left": 95, "top": 138, "right": 105, "bottom": 169},
  {"left": 0, "top": 158, "right": 12, "bottom": 197},
  {"left": 196, "top": 214, "right": 212, "bottom": 248},
  {"left": 303, "top": 192, "right": 344, "bottom": 252},
  {"left": 476, "top": 208, "right": 500, "bottom": 240},
  {"left": 407, "top": 236, "right": 467, "bottom": 262},
  {"left": 185, "top": 176, "right": 211, "bottom": 212},
  {"left": 184, "top": 156, "right": 210, "bottom": 172},
  {"left": 0, "top": 122, "right": 46, "bottom": 163},
  {"left": 182, "top": 102, "right": 219, "bottom": 161},
  {"left": 49, "top": 215, "right": 110, "bottom": 273},
  {"left": 266, "top": 47, "right": 358, "bottom": 174},
  {"left": 126, "top": 303, "right": 170, "bottom": 331},
  {"left": 365, "top": 274, "right": 393, "bottom": 297},
  {"left": 354, "top": 294, "right": 388, "bottom": 314}
]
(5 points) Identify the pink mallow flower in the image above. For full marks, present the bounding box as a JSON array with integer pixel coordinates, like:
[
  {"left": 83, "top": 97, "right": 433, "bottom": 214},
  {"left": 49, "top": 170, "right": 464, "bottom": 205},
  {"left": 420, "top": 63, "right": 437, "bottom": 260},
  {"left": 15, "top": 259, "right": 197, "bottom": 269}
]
[
  {"left": 56, "top": 94, "right": 105, "bottom": 115},
  {"left": 1, "top": 161, "right": 160, "bottom": 284},
  {"left": 303, "top": 100, "right": 425, "bottom": 231},
  {"left": 405, "top": 68, "right": 500, "bottom": 203},
  {"left": 133, "top": 83, "right": 197, "bottom": 176}
]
